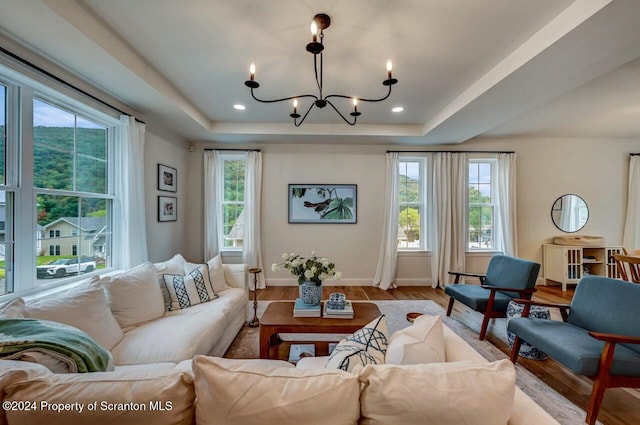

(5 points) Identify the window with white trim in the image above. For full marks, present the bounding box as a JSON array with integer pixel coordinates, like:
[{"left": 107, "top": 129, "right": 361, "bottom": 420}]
[
  {"left": 0, "top": 66, "right": 116, "bottom": 297},
  {"left": 468, "top": 160, "right": 495, "bottom": 250},
  {"left": 398, "top": 158, "right": 427, "bottom": 250},
  {"left": 0, "top": 81, "right": 13, "bottom": 295},
  {"left": 220, "top": 155, "right": 245, "bottom": 250}
]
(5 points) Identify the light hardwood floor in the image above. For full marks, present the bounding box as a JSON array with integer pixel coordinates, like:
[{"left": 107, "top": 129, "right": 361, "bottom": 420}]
[{"left": 256, "top": 284, "right": 639, "bottom": 425}]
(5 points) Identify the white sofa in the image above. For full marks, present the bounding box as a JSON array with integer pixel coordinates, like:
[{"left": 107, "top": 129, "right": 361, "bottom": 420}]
[
  {"left": 1, "top": 254, "right": 248, "bottom": 370},
  {"left": 0, "top": 315, "right": 560, "bottom": 425},
  {"left": 110, "top": 259, "right": 248, "bottom": 366}
]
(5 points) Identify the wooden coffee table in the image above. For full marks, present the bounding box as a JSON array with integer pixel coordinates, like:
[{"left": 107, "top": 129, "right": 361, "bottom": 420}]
[{"left": 259, "top": 301, "right": 382, "bottom": 359}]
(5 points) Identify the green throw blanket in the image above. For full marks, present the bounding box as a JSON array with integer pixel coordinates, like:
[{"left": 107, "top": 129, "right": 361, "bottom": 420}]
[{"left": 0, "top": 318, "right": 111, "bottom": 372}]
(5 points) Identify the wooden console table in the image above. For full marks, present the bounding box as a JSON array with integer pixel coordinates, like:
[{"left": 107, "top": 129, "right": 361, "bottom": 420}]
[{"left": 259, "top": 301, "right": 381, "bottom": 359}]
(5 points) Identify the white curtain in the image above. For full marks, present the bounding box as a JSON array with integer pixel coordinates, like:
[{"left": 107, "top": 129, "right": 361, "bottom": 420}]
[
  {"left": 373, "top": 152, "right": 399, "bottom": 290},
  {"left": 623, "top": 155, "right": 640, "bottom": 249},
  {"left": 243, "top": 151, "right": 265, "bottom": 289},
  {"left": 203, "top": 150, "right": 222, "bottom": 260},
  {"left": 430, "top": 152, "right": 467, "bottom": 289},
  {"left": 113, "top": 115, "right": 148, "bottom": 270},
  {"left": 494, "top": 153, "right": 517, "bottom": 256}
]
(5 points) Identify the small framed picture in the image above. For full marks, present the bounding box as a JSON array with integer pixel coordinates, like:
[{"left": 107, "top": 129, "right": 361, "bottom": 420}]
[
  {"left": 158, "top": 164, "right": 177, "bottom": 192},
  {"left": 158, "top": 196, "right": 177, "bottom": 222}
]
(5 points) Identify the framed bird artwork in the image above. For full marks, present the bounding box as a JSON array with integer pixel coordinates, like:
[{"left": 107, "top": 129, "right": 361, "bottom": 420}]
[{"left": 288, "top": 184, "right": 357, "bottom": 224}]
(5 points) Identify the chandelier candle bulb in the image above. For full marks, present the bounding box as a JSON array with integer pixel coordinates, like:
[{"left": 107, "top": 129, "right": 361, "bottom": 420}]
[
  {"left": 249, "top": 63, "right": 255, "bottom": 81},
  {"left": 311, "top": 21, "right": 318, "bottom": 41},
  {"left": 387, "top": 60, "right": 393, "bottom": 79},
  {"left": 293, "top": 99, "right": 298, "bottom": 114},
  {"left": 352, "top": 98, "right": 358, "bottom": 112}
]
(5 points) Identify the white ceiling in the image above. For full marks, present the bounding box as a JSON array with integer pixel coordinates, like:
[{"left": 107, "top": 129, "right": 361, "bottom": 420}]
[{"left": 1, "top": 0, "right": 640, "bottom": 145}]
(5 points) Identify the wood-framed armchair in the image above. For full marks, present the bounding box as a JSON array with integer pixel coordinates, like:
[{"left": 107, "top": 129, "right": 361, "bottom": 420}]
[
  {"left": 507, "top": 276, "right": 640, "bottom": 425},
  {"left": 444, "top": 255, "right": 540, "bottom": 340}
]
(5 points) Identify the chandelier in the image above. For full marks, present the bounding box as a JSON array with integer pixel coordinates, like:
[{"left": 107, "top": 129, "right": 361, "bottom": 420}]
[{"left": 244, "top": 13, "right": 398, "bottom": 126}]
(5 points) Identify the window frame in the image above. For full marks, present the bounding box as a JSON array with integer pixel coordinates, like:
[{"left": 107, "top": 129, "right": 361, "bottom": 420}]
[
  {"left": 467, "top": 158, "right": 497, "bottom": 252},
  {"left": 218, "top": 153, "right": 246, "bottom": 252},
  {"left": 397, "top": 156, "right": 428, "bottom": 252},
  {"left": 0, "top": 63, "right": 119, "bottom": 299}
]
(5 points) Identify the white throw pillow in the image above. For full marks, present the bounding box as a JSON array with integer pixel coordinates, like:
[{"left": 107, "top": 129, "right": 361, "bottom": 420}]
[
  {"left": 100, "top": 262, "right": 165, "bottom": 328},
  {"left": 192, "top": 356, "right": 360, "bottom": 425},
  {"left": 154, "top": 254, "right": 188, "bottom": 308},
  {"left": 23, "top": 277, "right": 124, "bottom": 350},
  {"left": 3, "top": 366, "right": 194, "bottom": 425},
  {"left": 206, "top": 254, "right": 228, "bottom": 293},
  {"left": 0, "top": 298, "right": 25, "bottom": 318},
  {"left": 386, "top": 314, "right": 445, "bottom": 365},
  {"left": 163, "top": 264, "right": 218, "bottom": 311},
  {"left": 325, "top": 315, "right": 388, "bottom": 373},
  {"left": 359, "top": 360, "right": 516, "bottom": 425}
]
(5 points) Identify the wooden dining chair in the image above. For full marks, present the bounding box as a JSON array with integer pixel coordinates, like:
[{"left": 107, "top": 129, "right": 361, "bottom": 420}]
[
  {"left": 623, "top": 247, "right": 640, "bottom": 256},
  {"left": 612, "top": 253, "right": 640, "bottom": 283}
]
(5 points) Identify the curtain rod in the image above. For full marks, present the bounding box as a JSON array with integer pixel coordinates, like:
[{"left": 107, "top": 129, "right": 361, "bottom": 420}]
[
  {"left": 0, "top": 46, "right": 145, "bottom": 125},
  {"left": 386, "top": 150, "right": 514, "bottom": 154},
  {"left": 631, "top": 153, "right": 640, "bottom": 156},
  {"left": 204, "top": 148, "right": 261, "bottom": 152}
]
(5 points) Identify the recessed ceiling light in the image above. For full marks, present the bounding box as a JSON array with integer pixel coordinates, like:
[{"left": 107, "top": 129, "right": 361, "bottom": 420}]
[
  {"left": 233, "top": 104, "right": 246, "bottom": 110},
  {"left": 391, "top": 106, "right": 404, "bottom": 113}
]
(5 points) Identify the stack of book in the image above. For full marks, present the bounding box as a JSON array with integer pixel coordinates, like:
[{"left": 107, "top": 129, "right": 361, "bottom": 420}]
[
  {"left": 293, "top": 298, "right": 321, "bottom": 317},
  {"left": 323, "top": 300, "right": 354, "bottom": 319}
]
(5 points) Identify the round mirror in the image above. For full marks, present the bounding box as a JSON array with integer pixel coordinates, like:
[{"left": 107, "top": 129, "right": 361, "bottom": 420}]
[{"left": 551, "top": 194, "right": 589, "bottom": 233}]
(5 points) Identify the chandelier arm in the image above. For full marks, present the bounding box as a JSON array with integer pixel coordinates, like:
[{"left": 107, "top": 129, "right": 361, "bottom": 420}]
[
  {"left": 326, "top": 100, "right": 357, "bottom": 126},
  {"left": 324, "top": 84, "right": 393, "bottom": 103},
  {"left": 294, "top": 102, "right": 316, "bottom": 127},
  {"left": 250, "top": 88, "right": 318, "bottom": 104}
]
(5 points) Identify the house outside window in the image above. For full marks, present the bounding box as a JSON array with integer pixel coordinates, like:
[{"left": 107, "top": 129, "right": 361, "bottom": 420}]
[
  {"left": 398, "top": 158, "right": 426, "bottom": 250},
  {"left": 0, "top": 67, "right": 116, "bottom": 297},
  {"left": 468, "top": 160, "right": 495, "bottom": 250},
  {"left": 220, "top": 155, "right": 245, "bottom": 250}
]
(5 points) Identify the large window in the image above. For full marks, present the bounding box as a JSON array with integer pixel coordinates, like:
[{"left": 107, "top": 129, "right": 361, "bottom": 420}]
[
  {"left": 0, "top": 69, "right": 116, "bottom": 297},
  {"left": 33, "top": 99, "right": 111, "bottom": 280},
  {"left": 468, "top": 160, "right": 495, "bottom": 250},
  {"left": 221, "top": 155, "right": 245, "bottom": 249},
  {"left": 398, "top": 158, "right": 426, "bottom": 250}
]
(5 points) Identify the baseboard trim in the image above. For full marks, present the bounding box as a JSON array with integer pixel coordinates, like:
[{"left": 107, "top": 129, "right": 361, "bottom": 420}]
[{"left": 266, "top": 278, "right": 433, "bottom": 287}]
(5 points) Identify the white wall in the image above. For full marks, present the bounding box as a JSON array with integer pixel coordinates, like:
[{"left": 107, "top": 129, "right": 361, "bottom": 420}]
[
  {"left": 183, "top": 137, "right": 639, "bottom": 286},
  {"left": 143, "top": 129, "right": 192, "bottom": 262}
]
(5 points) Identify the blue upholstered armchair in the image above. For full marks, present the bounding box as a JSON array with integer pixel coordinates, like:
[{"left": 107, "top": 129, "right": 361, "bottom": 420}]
[
  {"left": 508, "top": 275, "right": 640, "bottom": 425},
  {"left": 444, "top": 255, "right": 540, "bottom": 340}
]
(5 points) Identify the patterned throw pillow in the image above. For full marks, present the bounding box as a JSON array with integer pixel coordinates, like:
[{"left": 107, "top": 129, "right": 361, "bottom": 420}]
[
  {"left": 325, "top": 315, "right": 388, "bottom": 373},
  {"left": 162, "top": 264, "right": 219, "bottom": 311}
]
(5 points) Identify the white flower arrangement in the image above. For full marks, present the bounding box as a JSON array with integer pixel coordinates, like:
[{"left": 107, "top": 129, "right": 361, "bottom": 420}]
[{"left": 272, "top": 251, "right": 341, "bottom": 286}]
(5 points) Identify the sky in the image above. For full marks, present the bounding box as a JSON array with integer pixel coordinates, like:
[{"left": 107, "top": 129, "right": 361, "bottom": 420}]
[
  {"left": 0, "top": 85, "right": 103, "bottom": 129},
  {"left": 34, "top": 99, "right": 104, "bottom": 129}
]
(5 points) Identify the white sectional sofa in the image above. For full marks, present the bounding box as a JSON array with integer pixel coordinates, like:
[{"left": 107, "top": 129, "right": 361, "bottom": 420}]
[
  {"left": 0, "top": 254, "right": 248, "bottom": 370},
  {"left": 0, "top": 310, "right": 561, "bottom": 425}
]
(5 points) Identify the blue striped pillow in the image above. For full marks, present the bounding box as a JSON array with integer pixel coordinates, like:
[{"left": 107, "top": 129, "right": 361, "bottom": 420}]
[{"left": 163, "top": 264, "right": 219, "bottom": 311}]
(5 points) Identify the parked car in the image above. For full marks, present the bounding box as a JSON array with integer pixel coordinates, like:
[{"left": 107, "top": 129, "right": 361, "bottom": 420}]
[{"left": 36, "top": 257, "right": 97, "bottom": 279}]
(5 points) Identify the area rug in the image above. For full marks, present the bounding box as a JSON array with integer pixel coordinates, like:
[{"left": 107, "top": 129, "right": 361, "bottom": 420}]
[{"left": 226, "top": 300, "right": 596, "bottom": 425}]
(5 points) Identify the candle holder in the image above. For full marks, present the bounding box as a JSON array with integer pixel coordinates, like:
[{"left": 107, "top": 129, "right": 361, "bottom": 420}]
[{"left": 248, "top": 268, "right": 262, "bottom": 327}]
